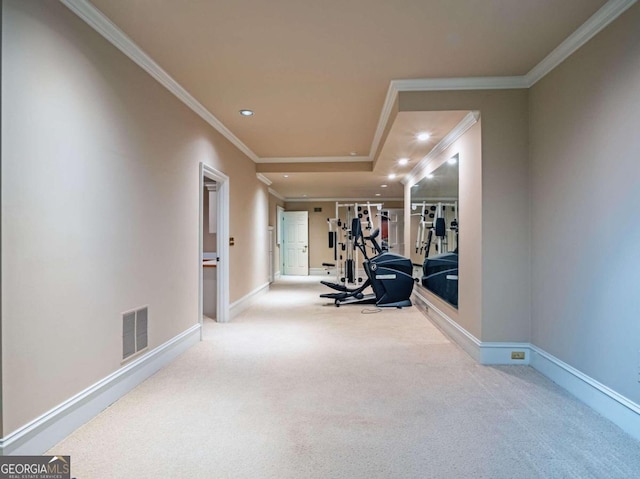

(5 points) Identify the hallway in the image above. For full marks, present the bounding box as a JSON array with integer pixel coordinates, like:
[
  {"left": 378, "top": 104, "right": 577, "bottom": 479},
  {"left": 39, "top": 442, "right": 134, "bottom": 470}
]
[{"left": 49, "top": 277, "right": 640, "bottom": 478}]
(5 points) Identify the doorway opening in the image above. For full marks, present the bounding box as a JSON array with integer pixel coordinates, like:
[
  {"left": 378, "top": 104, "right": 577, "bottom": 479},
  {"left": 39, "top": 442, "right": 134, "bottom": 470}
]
[{"left": 199, "top": 163, "right": 230, "bottom": 330}]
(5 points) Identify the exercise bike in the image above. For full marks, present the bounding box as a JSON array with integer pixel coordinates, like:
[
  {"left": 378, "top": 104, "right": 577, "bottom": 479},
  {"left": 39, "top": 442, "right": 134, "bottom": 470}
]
[{"left": 320, "top": 218, "right": 414, "bottom": 308}]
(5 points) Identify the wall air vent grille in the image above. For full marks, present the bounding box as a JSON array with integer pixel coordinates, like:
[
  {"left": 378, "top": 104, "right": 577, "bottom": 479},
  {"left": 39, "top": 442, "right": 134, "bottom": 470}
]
[{"left": 122, "top": 307, "right": 149, "bottom": 360}]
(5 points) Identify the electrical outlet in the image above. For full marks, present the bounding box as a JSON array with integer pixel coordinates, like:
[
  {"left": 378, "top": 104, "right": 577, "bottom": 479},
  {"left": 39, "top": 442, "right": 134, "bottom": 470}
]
[{"left": 511, "top": 351, "right": 526, "bottom": 360}]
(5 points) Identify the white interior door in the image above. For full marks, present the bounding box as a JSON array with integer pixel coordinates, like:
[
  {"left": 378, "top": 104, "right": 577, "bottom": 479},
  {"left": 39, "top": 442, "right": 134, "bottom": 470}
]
[{"left": 283, "top": 211, "right": 309, "bottom": 275}]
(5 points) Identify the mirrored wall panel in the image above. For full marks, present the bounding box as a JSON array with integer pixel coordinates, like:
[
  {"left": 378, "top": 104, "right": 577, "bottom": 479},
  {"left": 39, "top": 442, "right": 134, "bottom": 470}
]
[{"left": 410, "top": 155, "right": 459, "bottom": 307}]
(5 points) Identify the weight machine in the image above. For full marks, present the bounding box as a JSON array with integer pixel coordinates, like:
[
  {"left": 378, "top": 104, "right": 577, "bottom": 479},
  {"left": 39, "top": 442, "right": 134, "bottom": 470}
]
[
  {"left": 412, "top": 200, "right": 458, "bottom": 257},
  {"left": 320, "top": 218, "right": 414, "bottom": 308},
  {"left": 413, "top": 200, "right": 460, "bottom": 307},
  {"left": 324, "top": 201, "right": 384, "bottom": 286}
]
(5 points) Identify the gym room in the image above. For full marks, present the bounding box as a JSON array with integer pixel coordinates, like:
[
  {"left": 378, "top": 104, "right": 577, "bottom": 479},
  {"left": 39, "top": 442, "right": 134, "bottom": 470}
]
[{"left": 2, "top": 1, "right": 640, "bottom": 477}]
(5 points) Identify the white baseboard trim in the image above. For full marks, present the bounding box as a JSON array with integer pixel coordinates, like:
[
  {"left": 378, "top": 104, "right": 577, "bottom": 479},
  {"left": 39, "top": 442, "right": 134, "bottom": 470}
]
[
  {"left": 229, "top": 282, "right": 270, "bottom": 319},
  {"left": 530, "top": 345, "right": 640, "bottom": 442},
  {"left": 479, "top": 342, "right": 531, "bottom": 365},
  {"left": 412, "top": 289, "right": 482, "bottom": 363},
  {"left": 0, "top": 324, "right": 201, "bottom": 455},
  {"left": 412, "top": 291, "right": 640, "bottom": 442},
  {"left": 413, "top": 290, "right": 531, "bottom": 365}
]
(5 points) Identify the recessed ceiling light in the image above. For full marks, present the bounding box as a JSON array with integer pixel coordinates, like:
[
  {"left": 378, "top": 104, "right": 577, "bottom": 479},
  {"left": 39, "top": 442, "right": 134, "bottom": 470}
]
[
  {"left": 375, "top": 193, "right": 381, "bottom": 196},
  {"left": 239, "top": 109, "right": 254, "bottom": 116},
  {"left": 380, "top": 184, "right": 388, "bottom": 188},
  {"left": 427, "top": 174, "right": 434, "bottom": 179},
  {"left": 398, "top": 158, "right": 409, "bottom": 166},
  {"left": 303, "top": 194, "right": 307, "bottom": 197},
  {"left": 350, "top": 151, "right": 357, "bottom": 156},
  {"left": 448, "top": 156, "right": 458, "bottom": 165},
  {"left": 283, "top": 174, "right": 289, "bottom": 178},
  {"left": 388, "top": 173, "right": 396, "bottom": 179},
  {"left": 417, "top": 132, "right": 430, "bottom": 142}
]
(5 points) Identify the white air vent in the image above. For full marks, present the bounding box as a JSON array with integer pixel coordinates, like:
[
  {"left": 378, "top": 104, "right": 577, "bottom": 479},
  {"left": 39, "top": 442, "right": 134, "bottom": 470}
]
[{"left": 122, "top": 307, "right": 148, "bottom": 360}]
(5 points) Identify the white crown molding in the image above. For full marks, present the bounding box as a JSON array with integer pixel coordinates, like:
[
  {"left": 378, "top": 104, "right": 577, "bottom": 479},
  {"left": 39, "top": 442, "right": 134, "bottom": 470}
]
[
  {"left": 405, "top": 111, "right": 479, "bottom": 186},
  {"left": 267, "top": 188, "right": 286, "bottom": 201},
  {"left": 369, "top": 77, "right": 525, "bottom": 166},
  {"left": 368, "top": 81, "right": 400, "bottom": 164},
  {"left": 370, "top": 0, "right": 632, "bottom": 165},
  {"left": 257, "top": 156, "right": 370, "bottom": 164},
  {"left": 393, "top": 76, "right": 528, "bottom": 92},
  {"left": 256, "top": 173, "right": 272, "bottom": 186},
  {"left": 524, "top": 0, "right": 637, "bottom": 86},
  {"left": 62, "top": 0, "right": 633, "bottom": 171},
  {"left": 59, "top": 0, "right": 259, "bottom": 162}
]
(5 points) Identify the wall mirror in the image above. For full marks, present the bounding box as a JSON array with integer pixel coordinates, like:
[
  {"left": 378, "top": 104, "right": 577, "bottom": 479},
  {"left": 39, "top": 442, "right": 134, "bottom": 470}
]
[{"left": 410, "top": 154, "right": 459, "bottom": 307}]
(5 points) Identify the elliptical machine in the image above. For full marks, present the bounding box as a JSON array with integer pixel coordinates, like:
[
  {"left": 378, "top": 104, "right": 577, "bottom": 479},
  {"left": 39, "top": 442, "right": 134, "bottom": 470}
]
[
  {"left": 320, "top": 218, "right": 414, "bottom": 308},
  {"left": 422, "top": 216, "right": 459, "bottom": 307}
]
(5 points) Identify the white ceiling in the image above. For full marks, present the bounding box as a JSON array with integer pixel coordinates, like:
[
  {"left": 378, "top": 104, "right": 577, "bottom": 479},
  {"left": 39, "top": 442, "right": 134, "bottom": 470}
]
[{"left": 83, "top": 0, "right": 610, "bottom": 199}]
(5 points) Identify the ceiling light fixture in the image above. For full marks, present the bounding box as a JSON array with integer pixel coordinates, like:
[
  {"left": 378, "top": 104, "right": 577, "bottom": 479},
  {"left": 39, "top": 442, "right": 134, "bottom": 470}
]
[
  {"left": 375, "top": 193, "right": 381, "bottom": 196},
  {"left": 239, "top": 109, "right": 254, "bottom": 116},
  {"left": 398, "top": 158, "right": 409, "bottom": 166},
  {"left": 427, "top": 174, "right": 434, "bottom": 179},
  {"left": 381, "top": 184, "right": 388, "bottom": 188},
  {"left": 350, "top": 152, "right": 357, "bottom": 156},
  {"left": 417, "top": 132, "right": 430, "bottom": 142},
  {"left": 388, "top": 173, "right": 396, "bottom": 180},
  {"left": 283, "top": 174, "right": 289, "bottom": 178}
]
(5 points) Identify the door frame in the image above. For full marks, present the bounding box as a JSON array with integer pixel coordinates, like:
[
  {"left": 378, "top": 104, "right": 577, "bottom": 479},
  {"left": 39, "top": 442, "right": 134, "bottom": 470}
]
[{"left": 199, "top": 163, "right": 230, "bottom": 330}]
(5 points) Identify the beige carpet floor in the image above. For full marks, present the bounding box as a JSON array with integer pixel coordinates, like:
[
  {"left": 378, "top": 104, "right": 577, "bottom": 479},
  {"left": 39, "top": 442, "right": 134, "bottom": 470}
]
[{"left": 48, "top": 276, "right": 640, "bottom": 478}]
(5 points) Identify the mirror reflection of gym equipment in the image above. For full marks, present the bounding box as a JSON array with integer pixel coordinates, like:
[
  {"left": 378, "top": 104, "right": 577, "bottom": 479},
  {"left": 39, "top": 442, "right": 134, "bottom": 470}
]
[{"left": 411, "top": 154, "right": 459, "bottom": 308}]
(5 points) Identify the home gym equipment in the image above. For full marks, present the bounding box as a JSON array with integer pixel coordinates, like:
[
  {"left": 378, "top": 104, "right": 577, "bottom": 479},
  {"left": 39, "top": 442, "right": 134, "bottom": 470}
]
[
  {"left": 326, "top": 201, "right": 384, "bottom": 286},
  {"left": 320, "top": 218, "right": 414, "bottom": 308},
  {"left": 416, "top": 200, "right": 459, "bottom": 307},
  {"left": 422, "top": 253, "right": 458, "bottom": 306},
  {"left": 412, "top": 200, "right": 458, "bottom": 256},
  {"left": 378, "top": 208, "right": 403, "bottom": 254}
]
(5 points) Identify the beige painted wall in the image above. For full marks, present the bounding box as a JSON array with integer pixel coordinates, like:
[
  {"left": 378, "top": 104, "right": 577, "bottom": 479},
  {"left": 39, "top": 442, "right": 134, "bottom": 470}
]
[
  {"left": 1, "top": 0, "right": 267, "bottom": 435},
  {"left": 530, "top": 2, "right": 640, "bottom": 403},
  {"left": 400, "top": 91, "right": 530, "bottom": 342}
]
